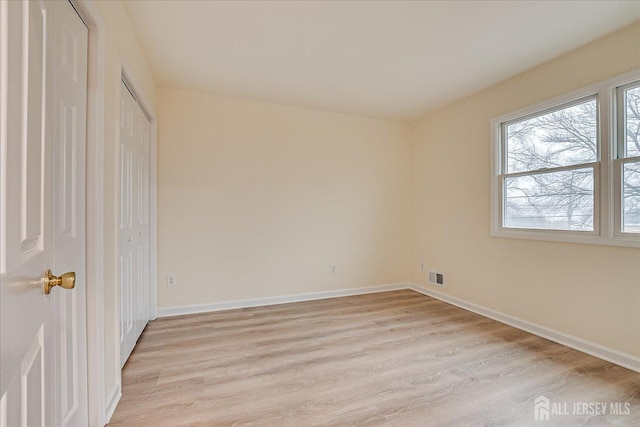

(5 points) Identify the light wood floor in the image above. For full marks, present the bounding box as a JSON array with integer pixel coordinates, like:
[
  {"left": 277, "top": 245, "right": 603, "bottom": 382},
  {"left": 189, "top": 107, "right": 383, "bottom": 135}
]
[{"left": 108, "top": 290, "right": 640, "bottom": 426}]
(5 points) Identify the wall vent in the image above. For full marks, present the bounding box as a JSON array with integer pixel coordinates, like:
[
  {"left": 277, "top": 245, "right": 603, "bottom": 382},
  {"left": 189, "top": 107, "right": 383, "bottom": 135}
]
[{"left": 428, "top": 271, "right": 445, "bottom": 286}]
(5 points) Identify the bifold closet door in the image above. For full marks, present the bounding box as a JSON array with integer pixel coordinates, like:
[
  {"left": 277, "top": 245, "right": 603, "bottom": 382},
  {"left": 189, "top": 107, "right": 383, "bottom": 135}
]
[{"left": 119, "top": 81, "right": 151, "bottom": 366}]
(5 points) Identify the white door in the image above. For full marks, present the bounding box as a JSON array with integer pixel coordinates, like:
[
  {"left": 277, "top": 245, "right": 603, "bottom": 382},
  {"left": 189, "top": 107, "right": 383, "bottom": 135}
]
[
  {"left": 119, "top": 81, "right": 151, "bottom": 366},
  {"left": 0, "top": 0, "right": 88, "bottom": 425}
]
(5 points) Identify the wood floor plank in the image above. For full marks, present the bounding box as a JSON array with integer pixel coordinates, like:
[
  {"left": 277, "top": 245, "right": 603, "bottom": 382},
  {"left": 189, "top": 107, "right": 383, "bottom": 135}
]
[{"left": 108, "top": 290, "right": 640, "bottom": 426}]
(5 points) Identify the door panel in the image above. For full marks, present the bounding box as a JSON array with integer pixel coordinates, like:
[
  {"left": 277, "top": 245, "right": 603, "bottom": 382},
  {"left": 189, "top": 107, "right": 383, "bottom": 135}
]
[
  {"left": 21, "top": 0, "right": 47, "bottom": 258},
  {"left": 21, "top": 329, "right": 45, "bottom": 427},
  {"left": 1, "top": 1, "right": 88, "bottom": 425}
]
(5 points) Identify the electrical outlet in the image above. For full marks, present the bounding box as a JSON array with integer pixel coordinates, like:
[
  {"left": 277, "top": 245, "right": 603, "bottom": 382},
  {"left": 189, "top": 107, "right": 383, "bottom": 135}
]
[
  {"left": 330, "top": 263, "right": 337, "bottom": 274},
  {"left": 428, "top": 271, "right": 444, "bottom": 286},
  {"left": 420, "top": 263, "right": 425, "bottom": 272},
  {"left": 166, "top": 275, "right": 176, "bottom": 287}
]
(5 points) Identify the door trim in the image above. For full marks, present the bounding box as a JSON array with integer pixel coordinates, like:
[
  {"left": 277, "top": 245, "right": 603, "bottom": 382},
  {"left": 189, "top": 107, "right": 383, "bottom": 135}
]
[
  {"left": 66, "top": 3, "right": 157, "bottom": 424},
  {"left": 68, "top": 1, "right": 106, "bottom": 425}
]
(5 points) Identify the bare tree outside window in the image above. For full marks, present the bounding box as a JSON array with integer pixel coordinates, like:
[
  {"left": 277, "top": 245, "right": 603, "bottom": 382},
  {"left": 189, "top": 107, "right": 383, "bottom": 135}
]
[
  {"left": 503, "top": 99, "right": 597, "bottom": 231},
  {"left": 492, "top": 74, "right": 640, "bottom": 246},
  {"left": 622, "top": 86, "right": 640, "bottom": 232}
]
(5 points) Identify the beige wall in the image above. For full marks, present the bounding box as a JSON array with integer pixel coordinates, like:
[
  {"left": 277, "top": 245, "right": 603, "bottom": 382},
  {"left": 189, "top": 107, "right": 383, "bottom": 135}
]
[
  {"left": 410, "top": 23, "right": 640, "bottom": 357},
  {"left": 157, "top": 89, "right": 411, "bottom": 308},
  {"left": 156, "top": 23, "right": 639, "bottom": 360},
  {"left": 92, "top": 0, "right": 157, "bottom": 419}
]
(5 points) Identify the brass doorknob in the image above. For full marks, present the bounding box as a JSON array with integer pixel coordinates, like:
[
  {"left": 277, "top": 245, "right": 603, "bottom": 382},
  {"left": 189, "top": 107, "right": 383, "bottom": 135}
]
[{"left": 43, "top": 270, "right": 76, "bottom": 295}]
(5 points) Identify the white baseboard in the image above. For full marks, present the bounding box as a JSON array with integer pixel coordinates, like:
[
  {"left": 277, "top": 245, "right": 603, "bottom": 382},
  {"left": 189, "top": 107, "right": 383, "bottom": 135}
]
[
  {"left": 409, "top": 283, "right": 640, "bottom": 373},
  {"left": 104, "top": 383, "right": 121, "bottom": 425},
  {"left": 157, "top": 283, "right": 409, "bottom": 318}
]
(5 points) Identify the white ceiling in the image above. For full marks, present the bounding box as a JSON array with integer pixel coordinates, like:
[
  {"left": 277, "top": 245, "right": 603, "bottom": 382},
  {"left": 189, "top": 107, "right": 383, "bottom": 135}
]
[{"left": 123, "top": 1, "right": 640, "bottom": 122}]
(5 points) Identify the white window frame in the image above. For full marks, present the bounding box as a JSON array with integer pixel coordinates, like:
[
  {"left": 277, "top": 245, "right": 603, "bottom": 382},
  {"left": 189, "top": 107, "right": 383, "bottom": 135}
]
[
  {"left": 614, "top": 81, "right": 640, "bottom": 238},
  {"left": 490, "top": 69, "right": 640, "bottom": 248}
]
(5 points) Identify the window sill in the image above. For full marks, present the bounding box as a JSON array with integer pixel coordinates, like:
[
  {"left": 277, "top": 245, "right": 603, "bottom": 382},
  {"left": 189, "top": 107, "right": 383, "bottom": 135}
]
[{"left": 491, "top": 228, "right": 640, "bottom": 248}]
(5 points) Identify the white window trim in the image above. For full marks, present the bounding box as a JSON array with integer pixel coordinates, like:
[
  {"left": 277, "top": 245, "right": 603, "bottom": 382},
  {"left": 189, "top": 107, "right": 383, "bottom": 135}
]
[{"left": 490, "top": 69, "right": 640, "bottom": 248}]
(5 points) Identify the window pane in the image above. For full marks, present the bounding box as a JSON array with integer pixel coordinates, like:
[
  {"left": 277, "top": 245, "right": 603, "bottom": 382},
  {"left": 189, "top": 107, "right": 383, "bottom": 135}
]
[
  {"left": 505, "top": 99, "right": 597, "bottom": 173},
  {"left": 624, "top": 86, "right": 640, "bottom": 158},
  {"left": 504, "top": 168, "right": 594, "bottom": 231},
  {"left": 622, "top": 161, "right": 640, "bottom": 233}
]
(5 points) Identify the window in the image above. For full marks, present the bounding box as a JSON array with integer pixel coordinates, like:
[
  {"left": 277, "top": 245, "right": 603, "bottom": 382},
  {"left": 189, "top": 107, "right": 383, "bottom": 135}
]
[
  {"left": 617, "top": 83, "right": 640, "bottom": 234},
  {"left": 491, "top": 70, "right": 640, "bottom": 247},
  {"left": 503, "top": 98, "right": 597, "bottom": 231}
]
